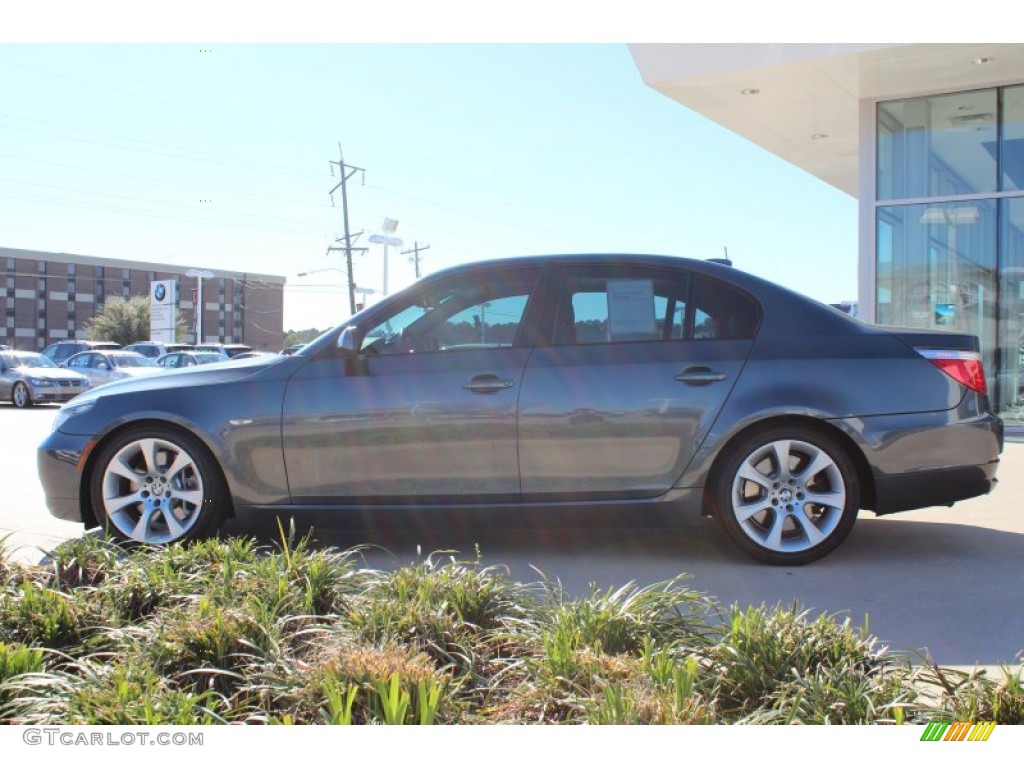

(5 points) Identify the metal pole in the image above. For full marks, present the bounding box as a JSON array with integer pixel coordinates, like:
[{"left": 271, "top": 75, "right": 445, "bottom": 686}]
[
  {"left": 338, "top": 145, "right": 357, "bottom": 316},
  {"left": 197, "top": 277, "right": 204, "bottom": 342}
]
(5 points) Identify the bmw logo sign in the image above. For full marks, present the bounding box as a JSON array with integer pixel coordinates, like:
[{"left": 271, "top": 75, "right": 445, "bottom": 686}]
[{"left": 154, "top": 284, "right": 167, "bottom": 302}]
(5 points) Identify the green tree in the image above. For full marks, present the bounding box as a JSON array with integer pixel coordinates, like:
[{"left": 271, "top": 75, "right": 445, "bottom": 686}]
[
  {"left": 84, "top": 296, "right": 188, "bottom": 345},
  {"left": 283, "top": 328, "right": 324, "bottom": 347}
]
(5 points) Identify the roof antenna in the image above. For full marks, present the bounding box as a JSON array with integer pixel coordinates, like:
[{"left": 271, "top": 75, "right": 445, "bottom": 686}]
[{"left": 707, "top": 246, "right": 733, "bottom": 268}]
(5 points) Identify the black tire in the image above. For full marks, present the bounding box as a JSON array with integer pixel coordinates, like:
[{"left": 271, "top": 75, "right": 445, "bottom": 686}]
[
  {"left": 89, "top": 424, "right": 228, "bottom": 545},
  {"left": 12, "top": 381, "right": 33, "bottom": 409},
  {"left": 710, "top": 425, "right": 860, "bottom": 565}
]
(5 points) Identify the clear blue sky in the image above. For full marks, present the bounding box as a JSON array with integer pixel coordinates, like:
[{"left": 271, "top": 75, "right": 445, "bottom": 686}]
[{"left": 0, "top": 43, "right": 860, "bottom": 331}]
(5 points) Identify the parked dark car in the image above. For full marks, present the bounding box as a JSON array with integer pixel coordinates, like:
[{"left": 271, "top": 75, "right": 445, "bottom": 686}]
[
  {"left": 40, "top": 340, "right": 121, "bottom": 366},
  {"left": 1, "top": 351, "right": 90, "bottom": 407},
  {"left": 38, "top": 254, "right": 1002, "bottom": 563}
]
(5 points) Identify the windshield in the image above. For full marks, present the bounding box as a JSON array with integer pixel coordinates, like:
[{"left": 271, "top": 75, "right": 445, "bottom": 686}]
[{"left": 2, "top": 352, "right": 58, "bottom": 369}]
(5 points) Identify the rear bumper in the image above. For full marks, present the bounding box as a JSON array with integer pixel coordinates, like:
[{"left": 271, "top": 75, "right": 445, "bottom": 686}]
[
  {"left": 833, "top": 404, "right": 1002, "bottom": 515},
  {"left": 873, "top": 461, "right": 999, "bottom": 514}
]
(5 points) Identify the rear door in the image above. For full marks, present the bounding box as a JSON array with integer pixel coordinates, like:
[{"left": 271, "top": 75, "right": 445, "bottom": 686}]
[{"left": 517, "top": 265, "right": 758, "bottom": 499}]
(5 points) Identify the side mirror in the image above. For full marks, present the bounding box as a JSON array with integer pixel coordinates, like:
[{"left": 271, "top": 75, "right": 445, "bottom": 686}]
[{"left": 337, "top": 326, "right": 359, "bottom": 355}]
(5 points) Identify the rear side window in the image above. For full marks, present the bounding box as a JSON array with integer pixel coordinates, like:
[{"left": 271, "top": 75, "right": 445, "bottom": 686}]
[
  {"left": 550, "top": 267, "right": 760, "bottom": 346},
  {"left": 553, "top": 270, "right": 689, "bottom": 345},
  {"left": 692, "top": 277, "right": 759, "bottom": 340}
]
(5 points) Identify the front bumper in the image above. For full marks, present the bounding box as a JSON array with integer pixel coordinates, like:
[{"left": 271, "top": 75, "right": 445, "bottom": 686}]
[
  {"left": 37, "top": 429, "right": 92, "bottom": 523},
  {"left": 28, "top": 380, "right": 89, "bottom": 404}
]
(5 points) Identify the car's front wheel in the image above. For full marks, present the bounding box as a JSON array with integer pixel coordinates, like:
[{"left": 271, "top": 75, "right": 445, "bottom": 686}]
[
  {"left": 710, "top": 426, "right": 860, "bottom": 565},
  {"left": 89, "top": 425, "right": 227, "bottom": 545},
  {"left": 12, "top": 381, "right": 33, "bottom": 408}
]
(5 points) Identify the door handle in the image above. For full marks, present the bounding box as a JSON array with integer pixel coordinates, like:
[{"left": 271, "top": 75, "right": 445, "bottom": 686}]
[
  {"left": 675, "top": 367, "right": 728, "bottom": 385},
  {"left": 463, "top": 374, "right": 515, "bottom": 393}
]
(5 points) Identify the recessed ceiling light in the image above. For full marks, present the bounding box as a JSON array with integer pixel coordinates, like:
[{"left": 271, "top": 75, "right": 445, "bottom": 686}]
[
  {"left": 972, "top": 57, "right": 994, "bottom": 65},
  {"left": 811, "top": 133, "right": 828, "bottom": 141},
  {"left": 740, "top": 88, "right": 760, "bottom": 96}
]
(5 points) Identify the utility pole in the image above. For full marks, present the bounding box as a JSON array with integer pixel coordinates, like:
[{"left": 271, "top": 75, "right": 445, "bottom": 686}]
[
  {"left": 327, "top": 233, "right": 367, "bottom": 312},
  {"left": 402, "top": 241, "right": 430, "bottom": 279},
  {"left": 328, "top": 144, "right": 365, "bottom": 315}
]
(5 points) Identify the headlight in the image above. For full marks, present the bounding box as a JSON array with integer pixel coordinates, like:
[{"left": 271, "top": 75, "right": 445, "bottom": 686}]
[
  {"left": 28, "top": 377, "right": 55, "bottom": 387},
  {"left": 52, "top": 399, "right": 97, "bottom": 433}
]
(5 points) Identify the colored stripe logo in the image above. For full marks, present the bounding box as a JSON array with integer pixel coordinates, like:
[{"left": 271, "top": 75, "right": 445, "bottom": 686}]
[{"left": 921, "top": 721, "right": 996, "bottom": 742}]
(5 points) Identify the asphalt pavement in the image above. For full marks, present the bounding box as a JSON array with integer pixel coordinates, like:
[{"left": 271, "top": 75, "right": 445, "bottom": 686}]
[{"left": 2, "top": 403, "right": 1022, "bottom": 669}]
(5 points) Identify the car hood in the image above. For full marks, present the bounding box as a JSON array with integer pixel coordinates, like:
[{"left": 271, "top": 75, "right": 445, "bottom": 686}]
[
  {"left": 75, "top": 354, "right": 289, "bottom": 399},
  {"left": 13, "top": 366, "right": 89, "bottom": 379}
]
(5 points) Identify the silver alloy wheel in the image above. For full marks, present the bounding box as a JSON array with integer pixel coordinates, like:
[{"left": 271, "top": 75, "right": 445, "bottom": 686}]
[
  {"left": 730, "top": 438, "right": 847, "bottom": 554},
  {"left": 12, "top": 382, "right": 31, "bottom": 408},
  {"left": 100, "top": 437, "right": 206, "bottom": 544}
]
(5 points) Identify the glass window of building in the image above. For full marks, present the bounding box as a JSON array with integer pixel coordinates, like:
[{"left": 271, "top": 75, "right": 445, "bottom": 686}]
[
  {"left": 877, "top": 85, "right": 1024, "bottom": 419},
  {"left": 1001, "top": 85, "right": 1024, "bottom": 192},
  {"left": 878, "top": 90, "right": 998, "bottom": 201},
  {"left": 999, "top": 198, "right": 1024, "bottom": 414}
]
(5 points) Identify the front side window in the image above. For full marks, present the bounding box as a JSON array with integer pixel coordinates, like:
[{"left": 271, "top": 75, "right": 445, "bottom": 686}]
[{"left": 360, "top": 268, "right": 540, "bottom": 355}]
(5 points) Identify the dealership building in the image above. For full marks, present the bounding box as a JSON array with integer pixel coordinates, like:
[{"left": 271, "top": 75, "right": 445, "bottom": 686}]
[
  {"left": 1, "top": 246, "right": 285, "bottom": 352},
  {"left": 631, "top": 44, "right": 1024, "bottom": 419}
]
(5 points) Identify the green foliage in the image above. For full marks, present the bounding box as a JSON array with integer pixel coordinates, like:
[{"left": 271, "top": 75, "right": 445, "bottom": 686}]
[
  {"left": 0, "top": 581, "right": 84, "bottom": 649},
  {"left": 283, "top": 328, "right": 323, "bottom": 347},
  {"left": 707, "top": 604, "right": 890, "bottom": 716},
  {"left": 916, "top": 663, "right": 1024, "bottom": 725},
  {"left": 0, "top": 538, "right": 1017, "bottom": 725},
  {"left": 84, "top": 295, "right": 188, "bottom": 345}
]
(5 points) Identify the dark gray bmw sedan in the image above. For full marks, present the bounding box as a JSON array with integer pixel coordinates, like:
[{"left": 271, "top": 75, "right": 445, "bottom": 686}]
[{"left": 38, "top": 255, "right": 1003, "bottom": 564}]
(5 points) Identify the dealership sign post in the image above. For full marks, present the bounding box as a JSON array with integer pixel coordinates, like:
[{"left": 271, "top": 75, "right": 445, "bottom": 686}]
[{"left": 150, "top": 280, "right": 177, "bottom": 343}]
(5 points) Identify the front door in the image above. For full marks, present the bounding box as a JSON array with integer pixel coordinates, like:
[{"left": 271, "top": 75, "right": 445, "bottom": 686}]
[{"left": 281, "top": 266, "right": 542, "bottom": 503}]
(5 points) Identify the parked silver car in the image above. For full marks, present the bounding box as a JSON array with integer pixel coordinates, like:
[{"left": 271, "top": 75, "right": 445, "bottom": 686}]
[
  {"left": 39, "top": 254, "right": 1003, "bottom": 564},
  {"left": 0, "top": 351, "right": 90, "bottom": 407},
  {"left": 155, "top": 351, "right": 227, "bottom": 369},
  {"left": 63, "top": 350, "right": 162, "bottom": 388},
  {"left": 123, "top": 341, "right": 194, "bottom": 359}
]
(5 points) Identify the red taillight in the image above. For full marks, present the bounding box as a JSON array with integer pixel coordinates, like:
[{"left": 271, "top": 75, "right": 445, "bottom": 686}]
[{"left": 918, "top": 349, "right": 988, "bottom": 393}]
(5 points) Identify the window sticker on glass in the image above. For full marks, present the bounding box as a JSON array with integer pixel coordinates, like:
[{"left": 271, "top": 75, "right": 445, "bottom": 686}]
[{"left": 607, "top": 279, "right": 657, "bottom": 340}]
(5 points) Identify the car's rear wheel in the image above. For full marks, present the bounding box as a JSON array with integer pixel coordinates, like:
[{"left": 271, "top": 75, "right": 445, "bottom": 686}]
[
  {"left": 711, "top": 425, "right": 859, "bottom": 565},
  {"left": 89, "top": 425, "right": 227, "bottom": 545},
  {"left": 12, "top": 382, "right": 33, "bottom": 408}
]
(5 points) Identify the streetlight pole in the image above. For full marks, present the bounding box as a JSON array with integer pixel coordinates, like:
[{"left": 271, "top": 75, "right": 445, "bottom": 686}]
[
  {"left": 185, "top": 269, "right": 215, "bottom": 343},
  {"left": 368, "top": 218, "right": 402, "bottom": 297}
]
